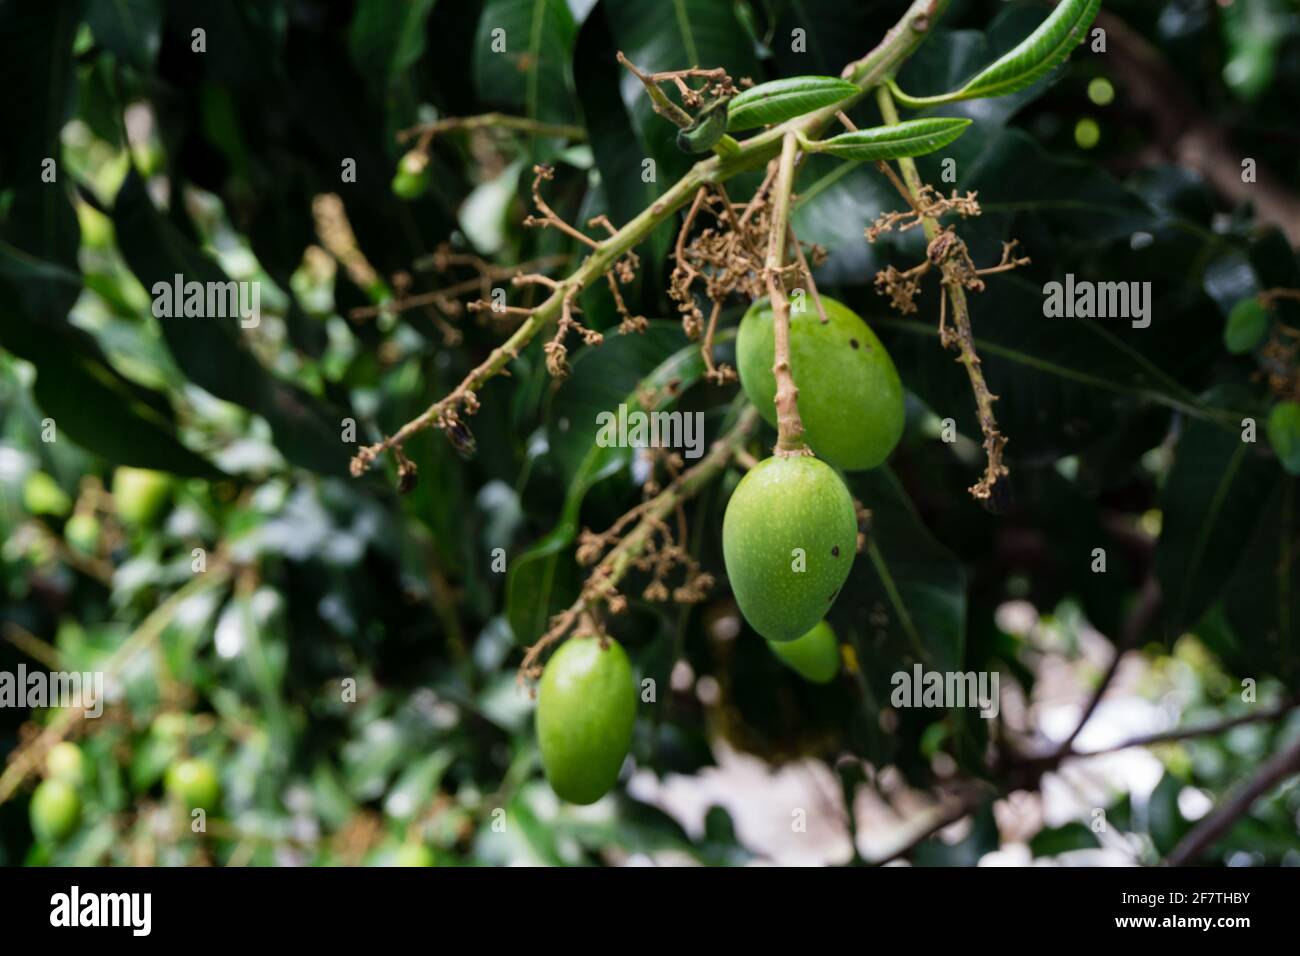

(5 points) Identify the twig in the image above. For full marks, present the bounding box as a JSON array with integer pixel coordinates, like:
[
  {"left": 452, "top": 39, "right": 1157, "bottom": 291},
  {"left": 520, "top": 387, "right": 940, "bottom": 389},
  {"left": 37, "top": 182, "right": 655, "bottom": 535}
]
[
  {"left": 874, "top": 84, "right": 1008, "bottom": 500},
  {"left": 398, "top": 113, "right": 586, "bottom": 153},
  {"left": 1165, "top": 733, "right": 1300, "bottom": 866},
  {"left": 518, "top": 406, "right": 760, "bottom": 680}
]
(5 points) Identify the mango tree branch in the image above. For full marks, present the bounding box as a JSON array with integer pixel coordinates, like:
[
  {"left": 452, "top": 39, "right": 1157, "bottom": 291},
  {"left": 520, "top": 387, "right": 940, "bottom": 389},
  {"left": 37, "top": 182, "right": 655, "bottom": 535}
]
[
  {"left": 765, "top": 132, "right": 809, "bottom": 455},
  {"left": 352, "top": 0, "right": 947, "bottom": 477},
  {"left": 519, "top": 406, "right": 760, "bottom": 679},
  {"left": 874, "top": 83, "right": 1008, "bottom": 500}
]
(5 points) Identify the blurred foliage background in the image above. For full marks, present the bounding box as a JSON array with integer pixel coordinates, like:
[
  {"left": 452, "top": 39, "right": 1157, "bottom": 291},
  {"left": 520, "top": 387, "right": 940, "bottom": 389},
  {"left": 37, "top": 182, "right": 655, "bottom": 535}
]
[{"left": 2, "top": 0, "right": 1300, "bottom": 866}]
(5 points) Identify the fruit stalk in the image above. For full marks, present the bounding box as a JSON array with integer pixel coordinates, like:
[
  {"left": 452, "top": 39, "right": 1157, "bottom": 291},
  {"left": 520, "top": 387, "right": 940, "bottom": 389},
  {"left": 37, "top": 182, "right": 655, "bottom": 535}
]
[{"left": 764, "top": 132, "right": 810, "bottom": 456}]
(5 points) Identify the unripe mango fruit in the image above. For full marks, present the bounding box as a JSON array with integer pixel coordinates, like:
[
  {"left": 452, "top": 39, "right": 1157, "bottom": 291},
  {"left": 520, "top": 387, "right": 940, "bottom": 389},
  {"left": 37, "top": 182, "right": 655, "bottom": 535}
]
[
  {"left": 30, "top": 778, "right": 80, "bottom": 843},
  {"left": 737, "top": 296, "right": 904, "bottom": 470},
  {"left": 391, "top": 150, "right": 431, "bottom": 200},
  {"left": 768, "top": 620, "right": 841, "bottom": 683},
  {"left": 723, "top": 455, "right": 857, "bottom": 642},
  {"left": 536, "top": 637, "right": 636, "bottom": 805},
  {"left": 112, "top": 467, "right": 171, "bottom": 526},
  {"left": 165, "top": 757, "right": 220, "bottom": 810},
  {"left": 46, "top": 742, "right": 85, "bottom": 787}
]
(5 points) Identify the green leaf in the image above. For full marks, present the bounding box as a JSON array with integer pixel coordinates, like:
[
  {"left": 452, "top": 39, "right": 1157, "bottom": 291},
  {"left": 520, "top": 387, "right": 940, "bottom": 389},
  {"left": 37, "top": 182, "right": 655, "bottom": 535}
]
[
  {"left": 0, "top": 0, "right": 81, "bottom": 191},
  {"left": 953, "top": 0, "right": 1100, "bottom": 100},
  {"left": 472, "top": 0, "right": 578, "bottom": 125},
  {"left": 1224, "top": 297, "right": 1269, "bottom": 354},
  {"left": 1156, "top": 398, "right": 1279, "bottom": 633},
  {"left": 1267, "top": 402, "right": 1300, "bottom": 474},
  {"left": 891, "top": 0, "right": 1100, "bottom": 106},
  {"left": 112, "top": 172, "right": 351, "bottom": 476},
  {"left": 1029, "top": 821, "right": 1100, "bottom": 857},
  {"left": 842, "top": 467, "right": 966, "bottom": 678},
  {"left": 86, "top": 0, "right": 163, "bottom": 71},
  {"left": 348, "top": 0, "right": 439, "bottom": 90},
  {"left": 809, "top": 118, "right": 971, "bottom": 161},
  {"left": 505, "top": 324, "right": 714, "bottom": 645},
  {"left": 726, "top": 75, "right": 859, "bottom": 131}
]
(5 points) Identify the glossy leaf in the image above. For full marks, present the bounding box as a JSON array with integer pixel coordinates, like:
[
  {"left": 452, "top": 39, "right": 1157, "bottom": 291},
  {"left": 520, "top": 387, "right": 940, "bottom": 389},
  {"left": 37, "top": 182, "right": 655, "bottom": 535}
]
[
  {"left": 892, "top": 0, "right": 1101, "bottom": 105},
  {"left": 955, "top": 0, "right": 1101, "bottom": 100},
  {"left": 726, "top": 75, "right": 859, "bottom": 131},
  {"left": 1156, "top": 398, "right": 1279, "bottom": 633},
  {"left": 810, "top": 118, "right": 972, "bottom": 161},
  {"left": 472, "top": 0, "right": 578, "bottom": 124}
]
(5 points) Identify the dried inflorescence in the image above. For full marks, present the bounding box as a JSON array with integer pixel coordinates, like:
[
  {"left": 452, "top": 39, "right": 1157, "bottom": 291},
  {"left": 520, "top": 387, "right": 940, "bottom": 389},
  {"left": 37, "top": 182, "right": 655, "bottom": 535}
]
[
  {"left": 669, "top": 180, "right": 826, "bottom": 384},
  {"left": 869, "top": 175, "right": 1029, "bottom": 502},
  {"left": 866, "top": 184, "right": 981, "bottom": 243},
  {"left": 515, "top": 164, "right": 648, "bottom": 376}
]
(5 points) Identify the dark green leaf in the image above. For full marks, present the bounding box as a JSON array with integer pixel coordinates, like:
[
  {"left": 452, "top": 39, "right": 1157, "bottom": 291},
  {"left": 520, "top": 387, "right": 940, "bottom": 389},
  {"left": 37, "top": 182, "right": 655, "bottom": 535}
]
[
  {"left": 1156, "top": 398, "right": 1279, "bottom": 633},
  {"left": 472, "top": 0, "right": 577, "bottom": 125},
  {"left": 0, "top": 0, "right": 82, "bottom": 190},
  {"left": 810, "top": 118, "right": 971, "bottom": 161},
  {"left": 726, "top": 75, "right": 859, "bottom": 131},
  {"left": 936, "top": 0, "right": 1100, "bottom": 102},
  {"left": 86, "top": 0, "right": 162, "bottom": 71},
  {"left": 112, "top": 171, "right": 351, "bottom": 476}
]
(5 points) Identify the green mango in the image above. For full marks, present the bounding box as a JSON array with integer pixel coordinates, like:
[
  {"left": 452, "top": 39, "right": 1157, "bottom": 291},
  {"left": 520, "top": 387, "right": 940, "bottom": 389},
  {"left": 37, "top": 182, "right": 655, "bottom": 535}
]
[
  {"left": 46, "top": 742, "right": 85, "bottom": 787},
  {"left": 768, "top": 620, "right": 841, "bottom": 683},
  {"left": 393, "top": 843, "right": 437, "bottom": 867},
  {"left": 536, "top": 637, "right": 637, "bottom": 805},
  {"left": 391, "top": 150, "right": 431, "bottom": 200},
  {"left": 165, "top": 757, "right": 220, "bottom": 810},
  {"left": 30, "top": 778, "right": 80, "bottom": 843},
  {"left": 64, "top": 513, "right": 101, "bottom": 554},
  {"left": 723, "top": 455, "right": 857, "bottom": 642},
  {"left": 112, "top": 467, "right": 171, "bottom": 526},
  {"left": 23, "top": 472, "right": 72, "bottom": 517},
  {"left": 737, "top": 295, "right": 904, "bottom": 470}
]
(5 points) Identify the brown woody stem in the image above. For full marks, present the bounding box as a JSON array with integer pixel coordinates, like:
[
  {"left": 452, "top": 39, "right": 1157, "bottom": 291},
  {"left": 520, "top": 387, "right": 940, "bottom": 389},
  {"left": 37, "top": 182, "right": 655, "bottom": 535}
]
[{"left": 765, "top": 132, "right": 809, "bottom": 456}]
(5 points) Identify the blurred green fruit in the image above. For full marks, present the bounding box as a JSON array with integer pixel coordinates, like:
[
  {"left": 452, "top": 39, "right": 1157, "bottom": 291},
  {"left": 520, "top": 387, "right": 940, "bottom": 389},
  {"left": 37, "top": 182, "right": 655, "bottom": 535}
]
[
  {"left": 30, "top": 779, "right": 80, "bottom": 843},
  {"left": 536, "top": 637, "right": 636, "bottom": 805},
  {"left": 768, "top": 620, "right": 840, "bottom": 683},
  {"left": 723, "top": 455, "right": 857, "bottom": 642},
  {"left": 393, "top": 843, "right": 436, "bottom": 867},
  {"left": 46, "top": 742, "right": 85, "bottom": 787},
  {"left": 23, "top": 472, "right": 72, "bottom": 517},
  {"left": 151, "top": 713, "right": 187, "bottom": 742},
  {"left": 1224, "top": 297, "right": 1268, "bottom": 354},
  {"left": 1267, "top": 401, "right": 1300, "bottom": 474},
  {"left": 165, "top": 758, "right": 220, "bottom": 810},
  {"left": 737, "top": 296, "right": 904, "bottom": 471},
  {"left": 1074, "top": 117, "right": 1100, "bottom": 149},
  {"left": 64, "top": 513, "right": 100, "bottom": 553},
  {"left": 112, "top": 467, "right": 171, "bottom": 526},
  {"left": 391, "top": 150, "right": 431, "bottom": 200}
]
